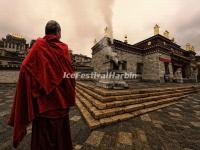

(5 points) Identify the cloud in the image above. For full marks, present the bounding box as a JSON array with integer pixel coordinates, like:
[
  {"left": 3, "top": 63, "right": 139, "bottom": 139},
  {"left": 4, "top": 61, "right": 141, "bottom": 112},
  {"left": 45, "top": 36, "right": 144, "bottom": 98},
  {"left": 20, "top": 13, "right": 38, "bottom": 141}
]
[
  {"left": 175, "top": 12, "right": 200, "bottom": 54},
  {"left": 112, "top": 0, "right": 200, "bottom": 55},
  {"left": 0, "top": 0, "right": 199, "bottom": 56}
]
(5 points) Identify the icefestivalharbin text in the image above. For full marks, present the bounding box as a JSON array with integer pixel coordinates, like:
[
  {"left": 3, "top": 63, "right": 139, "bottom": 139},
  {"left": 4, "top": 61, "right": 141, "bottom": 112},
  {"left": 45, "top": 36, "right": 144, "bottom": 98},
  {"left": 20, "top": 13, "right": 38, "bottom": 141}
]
[{"left": 63, "top": 72, "right": 139, "bottom": 79}]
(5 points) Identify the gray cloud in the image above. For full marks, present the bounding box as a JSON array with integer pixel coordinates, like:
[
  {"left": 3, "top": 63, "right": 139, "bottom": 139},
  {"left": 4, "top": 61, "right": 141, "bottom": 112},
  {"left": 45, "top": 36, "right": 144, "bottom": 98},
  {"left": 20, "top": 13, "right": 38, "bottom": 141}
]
[
  {"left": 96, "top": 0, "right": 115, "bottom": 33},
  {"left": 0, "top": 0, "right": 199, "bottom": 56},
  {"left": 175, "top": 12, "right": 200, "bottom": 54}
]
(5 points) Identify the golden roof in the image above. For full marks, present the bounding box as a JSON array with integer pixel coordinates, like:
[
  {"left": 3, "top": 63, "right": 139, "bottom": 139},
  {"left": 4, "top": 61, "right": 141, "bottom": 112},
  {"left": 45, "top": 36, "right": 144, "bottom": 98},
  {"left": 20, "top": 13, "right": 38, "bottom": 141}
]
[{"left": 11, "top": 33, "right": 24, "bottom": 39}]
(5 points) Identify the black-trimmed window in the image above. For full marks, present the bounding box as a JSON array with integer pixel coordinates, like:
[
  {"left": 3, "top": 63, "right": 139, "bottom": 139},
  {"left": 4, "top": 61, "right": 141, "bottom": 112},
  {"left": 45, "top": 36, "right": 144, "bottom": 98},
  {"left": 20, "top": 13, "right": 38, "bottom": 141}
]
[
  {"left": 136, "top": 63, "right": 143, "bottom": 74},
  {"left": 122, "top": 61, "right": 127, "bottom": 70},
  {"left": 113, "top": 62, "right": 119, "bottom": 70}
]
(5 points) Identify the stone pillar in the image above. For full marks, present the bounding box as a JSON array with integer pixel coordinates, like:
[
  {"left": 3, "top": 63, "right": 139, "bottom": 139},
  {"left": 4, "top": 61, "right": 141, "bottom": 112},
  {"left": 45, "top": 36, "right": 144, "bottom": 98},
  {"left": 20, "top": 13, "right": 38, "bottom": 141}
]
[{"left": 142, "top": 53, "right": 160, "bottom": 82}]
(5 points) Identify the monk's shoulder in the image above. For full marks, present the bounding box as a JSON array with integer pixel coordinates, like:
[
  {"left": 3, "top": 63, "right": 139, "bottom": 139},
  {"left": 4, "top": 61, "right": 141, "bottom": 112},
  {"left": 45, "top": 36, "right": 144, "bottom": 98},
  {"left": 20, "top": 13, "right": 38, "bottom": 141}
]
[
  {"left": 58, "top": 41, "right": 68, "bottom": 49},
  {"left": 29, "top": 38, "right": 46, "bottom": 53},
  {"left": 35, "top": 38, "right": 46, "bottom": 47},
  {"left": 22, "top": 38, "right": 45, "bottom": 66}
]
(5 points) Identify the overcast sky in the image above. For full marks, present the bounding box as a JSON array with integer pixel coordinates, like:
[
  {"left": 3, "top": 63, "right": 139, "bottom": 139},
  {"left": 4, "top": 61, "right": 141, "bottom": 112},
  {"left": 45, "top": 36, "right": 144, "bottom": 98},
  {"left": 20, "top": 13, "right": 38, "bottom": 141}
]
[{"left": 0, "top": 0, "right": 199, "bottom": 56}]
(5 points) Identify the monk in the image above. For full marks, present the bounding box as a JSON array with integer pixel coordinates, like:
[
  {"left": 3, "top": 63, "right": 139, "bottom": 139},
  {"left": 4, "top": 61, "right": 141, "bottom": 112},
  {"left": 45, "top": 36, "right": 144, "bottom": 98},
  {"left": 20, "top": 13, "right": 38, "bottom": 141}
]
[{"left": 8, "top": 20, "right": 76, "bottom": 150}]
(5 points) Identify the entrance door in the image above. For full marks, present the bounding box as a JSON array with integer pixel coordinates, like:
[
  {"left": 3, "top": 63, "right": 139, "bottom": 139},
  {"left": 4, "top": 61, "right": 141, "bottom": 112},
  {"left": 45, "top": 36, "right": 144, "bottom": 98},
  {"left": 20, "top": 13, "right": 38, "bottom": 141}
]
[
  {"left": 164, "top": 62, "right": 170, "bottom": 75},
  {"left": 164, "top": 62, "right": 170, "bottom": 82},
  {"left": 198, "top": 67, "right": 200, "bottom": 82}
]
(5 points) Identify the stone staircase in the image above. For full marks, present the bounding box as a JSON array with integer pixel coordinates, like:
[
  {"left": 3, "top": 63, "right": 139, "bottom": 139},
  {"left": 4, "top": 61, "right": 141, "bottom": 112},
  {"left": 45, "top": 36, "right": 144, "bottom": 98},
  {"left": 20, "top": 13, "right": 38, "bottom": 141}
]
[{"left": 75, "top": 82, "right": 200, "bottom": 129}]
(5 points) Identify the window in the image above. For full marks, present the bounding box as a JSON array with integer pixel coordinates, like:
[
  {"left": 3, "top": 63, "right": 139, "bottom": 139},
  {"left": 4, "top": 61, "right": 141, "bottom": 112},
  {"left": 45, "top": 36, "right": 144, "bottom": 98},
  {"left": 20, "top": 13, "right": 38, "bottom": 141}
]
[
  {"left": 164, "top": 62, "right": 170, "bottom": 74},
  {"left": 136, "top": 63, "right": 143, "bottom": 74},
  {"left": 148, "top": 41, "right": 151, "bottom": 46},
  {"left": 122, "top": 61, "right": 127, "bottom": 70},
  {"left": 112, "top": 61, "right": 119, "bottom": 70}
]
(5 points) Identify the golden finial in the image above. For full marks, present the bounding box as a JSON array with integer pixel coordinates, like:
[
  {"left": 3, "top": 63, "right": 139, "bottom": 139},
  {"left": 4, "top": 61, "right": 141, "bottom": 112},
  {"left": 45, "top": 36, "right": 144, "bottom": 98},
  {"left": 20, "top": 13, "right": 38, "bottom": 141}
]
[
  {"left": 154, "top": 24, "right": 160, "bottom": 35},
  {"left": 164, "top": 30, "right": 169, "bottom": 39},
  {"left": 171, "top": 37, "right": 175, "bottom": 43},
  {"left": 191, "top": 45, "right": 195, "bottom": 51},
  {"left": 186, "top": 43, "right": 191, "bottom": 51},
  {"left": 124, "top": 34, "right": 128, "bottom": 43}
]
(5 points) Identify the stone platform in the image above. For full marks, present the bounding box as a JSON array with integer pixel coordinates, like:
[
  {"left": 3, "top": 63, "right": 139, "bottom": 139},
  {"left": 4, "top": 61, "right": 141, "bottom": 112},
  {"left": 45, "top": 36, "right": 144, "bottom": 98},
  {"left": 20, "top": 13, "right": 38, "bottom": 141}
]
[
  {"left": 1, "top": 83, "right": 200, "bottom": 149},
  {"left": 76, "top": 81, "right": 200, "bottom": 129}
]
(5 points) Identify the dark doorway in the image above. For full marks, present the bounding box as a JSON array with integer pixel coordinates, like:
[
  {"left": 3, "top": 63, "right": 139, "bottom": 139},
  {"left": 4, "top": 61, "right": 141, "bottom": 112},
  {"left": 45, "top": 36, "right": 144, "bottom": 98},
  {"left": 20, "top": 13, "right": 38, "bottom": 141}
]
[
  {"left": 164, "top": 62, "right": 170, "bottom": 75},
  {"left": 122, "top": 61, "right": 127, "bottom": 71},
  {"left": 164, "top": 62, "right": 170, "bottom": 82},
  {"left": 112, "top": 61, "right": 119, "bottom": 70},
  {"left": 198, "top": 67, "right": 200, "bottom": 82},
  {"left": 136, "top": 63, "right": 143, "bottom": 75}
]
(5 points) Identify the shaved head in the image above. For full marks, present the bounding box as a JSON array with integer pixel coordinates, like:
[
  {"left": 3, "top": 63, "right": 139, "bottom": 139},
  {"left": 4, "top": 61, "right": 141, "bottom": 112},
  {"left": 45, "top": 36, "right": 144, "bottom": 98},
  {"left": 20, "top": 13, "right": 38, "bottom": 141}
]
[{"left": 45, "top": 20, "right": 61, "bottom": 36}]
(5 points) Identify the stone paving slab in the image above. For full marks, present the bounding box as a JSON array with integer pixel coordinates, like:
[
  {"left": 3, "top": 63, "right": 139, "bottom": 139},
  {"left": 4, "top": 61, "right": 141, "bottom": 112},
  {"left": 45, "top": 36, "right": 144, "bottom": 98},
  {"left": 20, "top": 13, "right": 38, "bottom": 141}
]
[
  {"left": 117, "top": 131, "right": 133, "bottom": 146},
  {"left": 0, "top": 84, "right": 200, "bottom": 150},
  {"left": 85, "top": 131, "right": 105, "bottom": 147}
]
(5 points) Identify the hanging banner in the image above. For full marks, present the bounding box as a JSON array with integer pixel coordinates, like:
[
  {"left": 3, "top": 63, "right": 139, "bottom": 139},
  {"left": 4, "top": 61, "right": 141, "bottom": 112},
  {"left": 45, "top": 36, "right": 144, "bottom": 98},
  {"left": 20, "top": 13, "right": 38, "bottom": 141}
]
[{"left": 159, "top": 57, "right": 171, "bottom": 63}]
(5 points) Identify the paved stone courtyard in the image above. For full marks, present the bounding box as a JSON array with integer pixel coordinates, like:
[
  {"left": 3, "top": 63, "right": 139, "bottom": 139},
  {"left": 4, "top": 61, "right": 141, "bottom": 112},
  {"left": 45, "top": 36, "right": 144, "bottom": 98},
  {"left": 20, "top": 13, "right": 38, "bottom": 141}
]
[{"left": 0, "top": 84, "right": 200, "bottom": 150}]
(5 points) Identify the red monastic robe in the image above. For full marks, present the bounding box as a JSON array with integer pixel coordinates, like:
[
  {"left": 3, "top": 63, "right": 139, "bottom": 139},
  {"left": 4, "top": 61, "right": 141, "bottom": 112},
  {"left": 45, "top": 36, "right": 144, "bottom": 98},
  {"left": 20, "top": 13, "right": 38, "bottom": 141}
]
[{"left": 7, "top": 34, "right": 76, "bottom": 148}]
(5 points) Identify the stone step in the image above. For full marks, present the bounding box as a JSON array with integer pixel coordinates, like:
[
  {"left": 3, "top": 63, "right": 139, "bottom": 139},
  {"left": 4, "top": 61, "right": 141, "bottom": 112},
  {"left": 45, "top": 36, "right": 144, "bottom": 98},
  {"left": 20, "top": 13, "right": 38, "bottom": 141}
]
[
  {"left": 76, "top": 91, "right": 187, "bottom": 120},
  {"left": 76, "top": 96, "right": 182, "bottom": 129},
  {"left": 76, "top": 87, "right": 195, "bottom": 110},
  {"left": 76, "top": 98, "right": 101, "bottom": 129},
  {"left": 76, "top": 82, "right": 199, "bottom": 96},
  {"left": 75, "top": 82, "right": 200, "bottom": 129},
  {"left": 76, "top": 84, "right": 196, "bottom": 102}
]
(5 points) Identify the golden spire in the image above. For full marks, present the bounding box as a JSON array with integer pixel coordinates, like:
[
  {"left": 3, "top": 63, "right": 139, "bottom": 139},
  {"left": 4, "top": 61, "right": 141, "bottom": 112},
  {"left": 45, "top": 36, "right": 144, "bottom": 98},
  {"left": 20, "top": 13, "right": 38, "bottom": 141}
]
[
  {"left": 171, "top": 37, "right": 175, "bottom": 43},
  {"left": 186, "top": 43, "right": 191, "bottom": 51},
  {"left": 164, "top": 30, "right": 169, "bottom": 39},
  {"left": 154, "top": 24, "right": 160, "bottom": 35},
  {"left": 124, "top": 34, "right": 128, "bottom": 43},
  {"left": 104, "top": 26, "right": 113, "bottom": 38},
  {"left": 190, "top": 45, "right": 195, "bottom": 52}
]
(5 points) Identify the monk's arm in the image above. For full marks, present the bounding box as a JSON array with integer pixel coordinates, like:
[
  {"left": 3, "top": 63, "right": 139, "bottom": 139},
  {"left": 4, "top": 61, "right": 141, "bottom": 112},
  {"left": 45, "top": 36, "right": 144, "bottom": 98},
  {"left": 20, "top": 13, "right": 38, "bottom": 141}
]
[{"left": 8, "top": 66, "right": 35, "bottom": 148}]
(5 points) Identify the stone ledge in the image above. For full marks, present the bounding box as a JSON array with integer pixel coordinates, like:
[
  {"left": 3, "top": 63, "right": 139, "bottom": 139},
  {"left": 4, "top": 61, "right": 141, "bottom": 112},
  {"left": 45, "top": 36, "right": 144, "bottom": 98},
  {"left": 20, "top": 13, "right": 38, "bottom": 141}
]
[
  {"left": 76, "top": 84, "right": 198, "bottom": 102},
  {"left": 76, "top": 91, "right": 187, "bottom": 120},
  {"left": 77, "top": 82, "right": 200, "bottom": 96},
  {"left": 76, "top": 87, "right": 195, "bottom": 110},
  {"left": 76, "top": 96, "right": 179, "bottom": 129}
]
